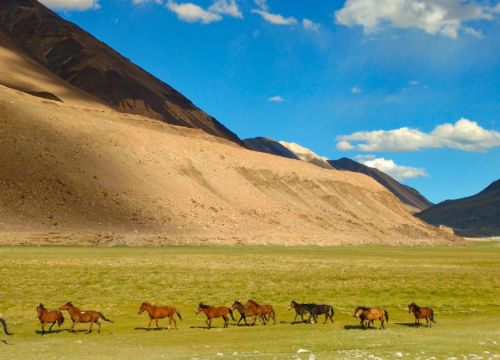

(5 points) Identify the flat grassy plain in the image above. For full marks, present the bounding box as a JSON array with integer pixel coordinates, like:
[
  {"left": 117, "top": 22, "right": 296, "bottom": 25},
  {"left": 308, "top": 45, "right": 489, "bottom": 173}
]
[{"left": 1, "top": 243, "right": 499, "bottom": 359}]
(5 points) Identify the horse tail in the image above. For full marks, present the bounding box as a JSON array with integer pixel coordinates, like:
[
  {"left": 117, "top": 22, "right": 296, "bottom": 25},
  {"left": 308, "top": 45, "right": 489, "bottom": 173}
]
[
  {"left": 175, "top": 308, "right": 182, "bottom": 321},
  {"left": 330, "top": 306, "right": 334, "bottom": 318},
  {"left": 99, "top": 313, "right": 114, "bottom": 323},
  {"left": 0, "top": 318, "right": 11, "bottom": 335},
  {"left": 384, "top": 310, "right": 389, "bottom": 323},
  {"left": 228, "top": 308, "right": 235, "bottom": 322},
  {"left": 272, "top": 307, "right": 277, "bottom": 322},
  {"left": 431, "top": 309, "right": 436, "bottom": 323},
  {"left": 60, "top": 314, "right": 65, "bottom": 325}
]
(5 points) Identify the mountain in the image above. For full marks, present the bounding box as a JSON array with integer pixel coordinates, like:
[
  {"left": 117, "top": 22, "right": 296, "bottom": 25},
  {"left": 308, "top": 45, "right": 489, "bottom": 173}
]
[
  {"left": 0, "top": 0, "right": 243, "bottom": 145},
  {"left": 0, "top": 85, "right": 464, "bottom": 246},
  {"left": 329, "top": 158, "right": 433, "bottom": 214},
  {"left": 243, "top": 137, "right": 301, "bottom": 160},
  {"left": 278, "top": 141, "right": 335, "bottom": 170},
  {"left": 415, "top": 180, "right": 500, "bottom": 237}
]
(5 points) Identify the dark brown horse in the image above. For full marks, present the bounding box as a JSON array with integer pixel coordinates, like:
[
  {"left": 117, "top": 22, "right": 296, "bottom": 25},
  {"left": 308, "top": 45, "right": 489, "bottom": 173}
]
[
  {"left": 408, "top": 303, "right": 436, "bottom": 327},
  {"left": 37, "top": 304, "right": 64, "bottom": 334},
  {"left": 308, "top": 304, "right": 334, "bottom": 324},
  {"left": 59, "top": 302, "right": 113, "bottom": 334},
  {"left": 287, "top": 301, "right": 312, "bottom": 323},
  {"left": 353, "top": 306, "right": 389, "bottom": 329},
  {"left": 245, "top": 299, "right": 276, "bottom": 326},
  {"left": 230, "top": 301, "right": 267, "bottom": 326},
  {"left": 138, "top": 302, "right": 182, "bottom": 330},
  {"left": 196, "top": 303, "right": 235, "bottom": 328},
  {"left": 0, "top": 317, "right": 11, "bottom": 335}
]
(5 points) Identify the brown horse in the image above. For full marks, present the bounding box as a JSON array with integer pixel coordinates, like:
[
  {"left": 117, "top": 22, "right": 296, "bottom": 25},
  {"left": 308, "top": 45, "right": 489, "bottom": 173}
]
[
  {"left": 37, "top": 304, "right": 64, "bottom": 334},
  {"left": 230, "top": 301, "right": 267, "bottom": 326},
  {"left": 138, "top": 302, "right": 182, "bottom": 330},
  {"left": 196, "top": 303, "right": 235, "bottom": 328},
  {"left": 0, "top": 317, "right": 11, "bottom": 335},
  {"left": 59, "top": 302, "right": 113, "bottom": 334},
  {"left": 245, "top": 299, "right": 276, "bottom": 326},
  {"left": 353, "top": 307, "right": 389, "bottom": 329},
  {"left": 408, "top": 303, "right": 436, "bottom": 327},
  {"left": 287, "top": 301, "right": 312, "bottom": 323}
]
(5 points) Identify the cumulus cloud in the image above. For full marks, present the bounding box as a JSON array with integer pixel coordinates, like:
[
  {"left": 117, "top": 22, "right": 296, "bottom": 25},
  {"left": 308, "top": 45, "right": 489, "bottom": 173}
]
[
  {"left": 166, "top": 1, "right": 222, "bottom": 23},
  {"left": 354, "top": 154, "right": 376, "bottom": 160},
  {"left": 334, "top": 0, "right": 493, "bottom": 39},
  {"left": 464, "top": 27, "right": 483, "bottom": 38},
  {"left": 352, "top": 87, "right": 362, "bottom": 93},
  {"left": 269, "top": 96, "right": 284, "bottom": 102},
  {"left": 132, "top": 0, "right": 162, "bottom": 4},
  {"left": 208, "top": 0, "right": 243, "bottom": 19},
  {"left": 251, "top": 0, "right": 297, "bottom": 25},
  {"left": 358, "top": 157, "right": 429, "bottom": 181},
  {"left": 408, "top": 81, "right": 419, "bottom": 86},
  {"left": 303, "top": 19, "right": 320, "bottom": 32},
  {"left": 39, "top": 0, "right": 100, "bottom": 10},
  {"left": 336, "top": 118, "right": 500, "bottom": 153}
]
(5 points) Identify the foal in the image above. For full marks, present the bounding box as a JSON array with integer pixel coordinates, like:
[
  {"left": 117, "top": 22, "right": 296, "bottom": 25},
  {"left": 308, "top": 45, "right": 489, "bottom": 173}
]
[
  {"left": 59, "top": 302, "right": 113, "bottom": 334},
  {"left": 138, "top": 302, "right": 182, "bottom": 330},
  {"left": 37, "top": 304, "right": 64, "bottom": 334}
]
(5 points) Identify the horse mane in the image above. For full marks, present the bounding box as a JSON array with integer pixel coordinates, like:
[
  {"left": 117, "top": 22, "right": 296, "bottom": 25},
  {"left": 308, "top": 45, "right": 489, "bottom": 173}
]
[
  {"left": 409, "top": 303, "right": 421, "bottom": 312},
  {"left": 247, "top": 299, "right": 259, "bottom": 306},
  {"left": 198, "top": 303, "right": 211, "bottom": 309},
  {"left": 65, "top": 302, "right": 74, "bottom": 307},
  {"left": 38, "top": 303, "right": 47, "bottom": 310},
  {"left": 355, "top": 306, "right": 371, "bottom": 311},
  {"left": 234, "top": 301, "right": 242, "bottom": 305}
]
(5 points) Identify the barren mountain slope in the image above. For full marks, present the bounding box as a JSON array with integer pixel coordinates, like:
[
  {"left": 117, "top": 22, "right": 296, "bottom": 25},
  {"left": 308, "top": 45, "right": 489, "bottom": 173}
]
[
  {"left": 0, "top": 0, "right": 243, "bottom": 145},
  {"left": 243, "top": 137, "right": 301, "bottom": 160},
  {"left": 416, "top": 180, "right": 500, "bottom": 237},
  {"left": 279, "top": 141, "right": 335, "bottom": 170},
  {"left": 0, "top": 86, "right": 464, "bottom": 246},
  {"left": 329, "top": 158, "right": 433, "bottom": 214}
]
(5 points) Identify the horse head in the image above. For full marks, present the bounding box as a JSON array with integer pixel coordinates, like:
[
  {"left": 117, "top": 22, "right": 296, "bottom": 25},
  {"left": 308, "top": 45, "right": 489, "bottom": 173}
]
[
  {"left": 138, "top": 302, "right": 149, "bottom": 314},
  {"left": 59, "top": 302, "right": 73, "bottom": 311},
  {"left": 287, "top": 301, "right": 297, "bottom": 311},
  {"left": 408, "top": 303, "right": 419, "bottom": 313}
]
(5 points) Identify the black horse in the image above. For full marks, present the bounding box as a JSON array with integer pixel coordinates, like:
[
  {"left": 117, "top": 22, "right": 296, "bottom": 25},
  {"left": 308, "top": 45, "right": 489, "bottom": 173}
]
[
  {"left": 230, "top": 301, "right": 267, "bottom": 326},
  {"left": 308, "top": 304, "right": 334, "bottom": 324},
  {"left": 287, "top": 301, "right": 316, "bottom": 323}
]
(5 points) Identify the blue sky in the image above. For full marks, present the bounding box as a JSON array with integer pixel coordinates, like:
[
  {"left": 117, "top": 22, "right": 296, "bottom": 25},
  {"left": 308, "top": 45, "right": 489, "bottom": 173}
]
[{"left": 42, "top": 0, "right": 500, "bottom": 204}]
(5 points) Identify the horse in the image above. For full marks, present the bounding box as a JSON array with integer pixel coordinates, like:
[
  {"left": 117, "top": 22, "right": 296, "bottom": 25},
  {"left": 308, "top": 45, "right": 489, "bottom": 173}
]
[
  {"left": 408, "top": 303, "right": 436, "bottom": 327},
  {"left": 196, "top": 303, "right": 234, "bottom": 328},
  {"left": 138, "top": 302, "right": 182, "bottom": 330},
  {"left": 37, "top": 304, "right": 64, "bottom": 334},
  {"left": 0, "top": 317, "right": 11, "bottom": 335},
  {"left": 245, "top": 299, "right": 276, "bottom": 326},
  {"left": 353, "top": 306, "right": 389, "bottom": 329},
  {"left": 230, "top": 301, "right": 267, "bottom": 326},
  {"left": 287, "top": 301, "right": 313, "bottom": 323},
  {"left": 59, "top": 302, "right": 113, "bottom": 334},
  {"left": 308, "top": 304, "right": 334, "bottom": 324}
]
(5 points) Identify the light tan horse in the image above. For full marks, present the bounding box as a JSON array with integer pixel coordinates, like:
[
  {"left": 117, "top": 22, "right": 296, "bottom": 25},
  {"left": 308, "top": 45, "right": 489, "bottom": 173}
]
[
  {"left": 59, "top": 302, "right": 113, "bottom": 334},
  {"left": 245, "top": 299, "right": 276, "bottom": 326},
  {"left": 138, "top": 302, "right": 182, "bottom": 330},
  {"left": 353, "top": 306, "right": 388, "bottom": 329},
  {"left": 37, "top": 304, "right": 64, "bottom": 334}
]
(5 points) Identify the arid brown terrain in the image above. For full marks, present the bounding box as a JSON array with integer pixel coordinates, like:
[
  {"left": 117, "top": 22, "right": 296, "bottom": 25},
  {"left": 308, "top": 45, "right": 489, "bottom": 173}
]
[{"left": 0, "top": 85, "right": 465, "bottom": 246}]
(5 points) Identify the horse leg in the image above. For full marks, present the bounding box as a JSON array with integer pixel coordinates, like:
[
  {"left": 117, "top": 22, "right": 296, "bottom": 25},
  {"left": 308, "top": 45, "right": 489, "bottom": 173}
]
[
  {"left": 426, "top": 317, "right": 429, "bottom": 328},
  {"left": 155, "top": 318, "right": 162, "bottom": 330},
  {"left": 96, "top": 321, "right": 101, "bottom": 334},
  {"left": 87, "top": 321, "right": 94, "bottom": 334},
  {"left": 41, "top": 321, "right": 46, "bottom": 335},
  {"left": 57, "top": 319, "right": 61, "bottom": 333},
  {"left": 381, "top": 318, "right": 385, "bottom": 330},
  {"left": 172, "top": 314, "right": 178, "bottom": 330},
  {"left": 49, "top": 321, "right": 56, "bottom": 332},
  {"left": 301, "top": 314, "right": 306, "bottom": 323},
  {"left": 223, "top": 315, "right": 229, "bottom": 328},
  {"left": 147, "top": 318, "right": 153, "bottom": 331},
  {"left": 71, "top": 321, "right": 79, "bottom": 333}
]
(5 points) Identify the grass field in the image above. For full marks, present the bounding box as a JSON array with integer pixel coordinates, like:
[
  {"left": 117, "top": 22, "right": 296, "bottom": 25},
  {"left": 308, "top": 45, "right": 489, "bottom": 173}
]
[{"left": 1, "top": 243, "right": 500, "bottom": 359}]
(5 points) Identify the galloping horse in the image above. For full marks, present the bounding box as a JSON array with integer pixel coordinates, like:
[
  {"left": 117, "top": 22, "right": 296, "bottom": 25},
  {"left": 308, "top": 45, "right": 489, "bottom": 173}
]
[
  {"left": 353, "top": 307, "right": 389, "bottom": 329},
  {"left": 287, "top": 301, "right": 313, "bottom": 323},
  {"left": 59, "top": 302, "right": 113, "bottom": 334},
  {"left": 196, "top": 303, "right": 234, "bottom": 328},
  {"left": 408, "top": 303, "right": 436, "bottom": 327},
  {"left": 245, "top": 300, "right": 276, "bottom": 326},
  {"left": 0, "top": 317, "right": 10, "bottom": 335},
  {"left": 231, "top": 301, "right": 266, "bottom": 326},
  {"left": 308, "top": 304, "right": 334, "bottom": 324},
  {"left": 138, "top": 302, "right": 182, "bottom": 330},
  {"left": 37, "top": 304, "right": 64, "bottom": 334}
]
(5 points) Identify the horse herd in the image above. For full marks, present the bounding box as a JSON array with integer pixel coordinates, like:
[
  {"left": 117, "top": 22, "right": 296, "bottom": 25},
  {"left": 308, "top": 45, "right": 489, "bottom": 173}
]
[{"left": 0, "top": 301, "right": 436, "bottom": 335}]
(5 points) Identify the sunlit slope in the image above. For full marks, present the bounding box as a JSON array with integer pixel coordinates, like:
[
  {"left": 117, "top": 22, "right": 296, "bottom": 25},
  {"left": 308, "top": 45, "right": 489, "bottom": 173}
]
[{"left": 0, "top": 86, "right": 464, "bottom": 246}]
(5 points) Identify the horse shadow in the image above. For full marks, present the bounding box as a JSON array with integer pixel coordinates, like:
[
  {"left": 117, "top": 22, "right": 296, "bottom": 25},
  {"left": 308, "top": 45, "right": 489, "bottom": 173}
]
[
  {"left": 1, "top": 340, "right": 14, "bottom": 345},
  {"left": 343, "top": 325, "right": 374, "bottom": 330},
  {"left": 35, "top": 329, "right": 71, "bottom": 335},
  {"left": 395, "top": 322, "right": 419, "bottom": 327},
  {"left": 280, "top": 321, "right": 310, "bottom": 325},
  {"left": 189, "top": 326, "right": 225, "bottom": 330},
  {"left": 133, "top": 327, "right": 169, "bottom": 331}
]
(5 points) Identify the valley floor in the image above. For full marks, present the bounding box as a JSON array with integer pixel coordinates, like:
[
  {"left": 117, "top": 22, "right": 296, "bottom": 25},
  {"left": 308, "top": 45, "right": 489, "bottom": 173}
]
[{"left": 1, "top": 243, "right": 499, "bottom": 359}]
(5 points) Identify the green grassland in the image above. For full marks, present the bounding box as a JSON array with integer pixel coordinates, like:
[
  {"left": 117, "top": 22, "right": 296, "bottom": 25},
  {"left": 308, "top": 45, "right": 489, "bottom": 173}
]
[{"left": 1, "top": 243, "right": 500, "bottom": 359}]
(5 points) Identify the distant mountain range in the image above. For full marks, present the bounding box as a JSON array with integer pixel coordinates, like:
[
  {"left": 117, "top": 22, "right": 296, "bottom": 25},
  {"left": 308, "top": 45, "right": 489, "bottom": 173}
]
[
  {"left": 0, "top": 0, "right": 243, "bottom": 146},
  {"left": 416, "top": 180, "right": 500, "bottom": 237},
  {"left": 244, "top": 137, "right": 433, "bottom": 214}
]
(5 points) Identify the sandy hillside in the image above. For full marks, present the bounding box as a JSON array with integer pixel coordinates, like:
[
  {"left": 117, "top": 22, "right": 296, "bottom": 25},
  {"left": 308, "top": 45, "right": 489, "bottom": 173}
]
[
  {"left": 280, "top": 141, "right": 335, "bottom": 170},
  {"left": 0, "top": 86, "right": 465, "bottom": 246}
]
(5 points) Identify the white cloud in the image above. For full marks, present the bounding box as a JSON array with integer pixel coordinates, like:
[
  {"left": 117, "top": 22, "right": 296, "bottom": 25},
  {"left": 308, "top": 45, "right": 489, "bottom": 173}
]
[
  {"left": 352, "top": 87, "right": 362, "bottom": 93},
  {"left": 269, "top": 96, "right": 284, "bottom": 102},
  {"left": 464, "top": 27, "right": 483, "bottom": 38},
  {"left": 409, "top": 81, "right": 419, "bottom": 85},
  {"left": 132, "top": 0, "right": 162, "bottom": 4},
  {"left": 166, "top": 1, "right": 222, "bottom": 23},
  {"left": 39, "top": 0, "right": 100, "bottom": 10},
  {"left": 254, "top": 0, "right": 269, "bottom": 11},
  {"left": 358, "top": 157, "right": 429, "bottom": 181},
  {"left": 336, "top": 118, "right": 500, "bottom": 153},
  {"left": 303, "top": 19, "right": 320, "bottom": 32},
  {"left": 334, "top": 0, "right": 493, "bottom": 39},
  {"left": 253, "top": 30, "right": 260, "bottom": 38},
  {"left": 354, "top": 154, "right": 376, "bottom": 160},
  {"left": 336, "top": 141, "right": 355, "bottom": 151},
  {"left": 252, "top": 9, "right": 298, "bottom": 25},
  {"left": 208, "top": 0, "right": 243, "bottom": 19}
]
